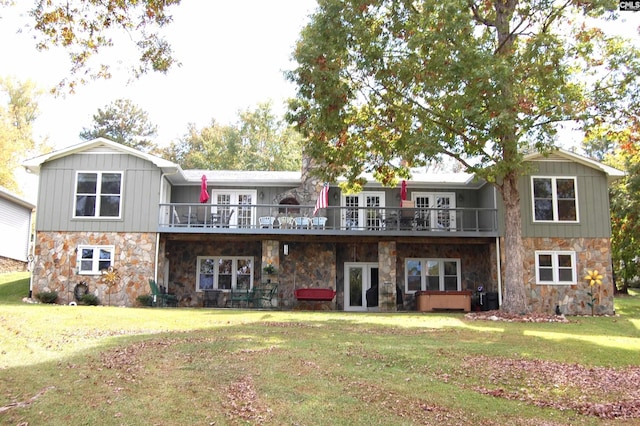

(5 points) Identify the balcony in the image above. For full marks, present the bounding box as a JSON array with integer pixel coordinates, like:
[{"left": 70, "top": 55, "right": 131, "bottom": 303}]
[{"left": 158, "top": 203, "right": 499, "bottom": 237}]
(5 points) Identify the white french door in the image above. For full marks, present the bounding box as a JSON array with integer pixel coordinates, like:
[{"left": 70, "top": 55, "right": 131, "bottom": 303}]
[
  {"left": 413, "top": 192, "right": 456, "bottom": 231},
  {"left": 342, "top": 192, "right": 385, "bottom": 230},
  {"left": 211, "top": 190, "right": 257, "bottom": 228},
  {"left": 344, "top": 262, "right": 379, "bottom": 311}
]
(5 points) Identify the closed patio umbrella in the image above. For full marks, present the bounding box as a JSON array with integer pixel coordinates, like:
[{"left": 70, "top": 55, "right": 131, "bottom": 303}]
[
  {"left": 400, "top": 180, "right": 407, "bottom": 201},
  {"left": 200, "top": 174, "right": 209, "bottom": 203}
]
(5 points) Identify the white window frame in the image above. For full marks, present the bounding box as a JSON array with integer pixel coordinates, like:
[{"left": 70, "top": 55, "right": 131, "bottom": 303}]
[
  {"left": 210, "top": 190, "right": 257, "bottom": 228},
  {"left": 73, "top": 171, "right": 123, "bottom": 219},
  {"left": 531, "top": 176, "right": 579, "bottom": 223},
  {"left": 535, "top": 251, "right": 576, "bottom": 285},
  {"left": 412, "top": 192, "right": 457, "bottom": 231},
  {"left": 341, "top": 191, "right": 386, "bottom": 230},
  {"left": 404, "top": 258, "right": 461, "bottom": 294},
  {"left": 196, "top": 256, "right": 254, "bottom": 292},
  {"left": 77, "top": 245, "right": 115, "bottom": 275}
]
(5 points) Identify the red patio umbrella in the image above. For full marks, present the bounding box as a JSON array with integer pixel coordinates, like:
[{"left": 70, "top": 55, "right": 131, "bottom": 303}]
[
  {"left": 200, "top": 174, "right": 210, "bottom": 203},
  {"left": 400, "top": 180, "right": 407, "bottom": 201}
]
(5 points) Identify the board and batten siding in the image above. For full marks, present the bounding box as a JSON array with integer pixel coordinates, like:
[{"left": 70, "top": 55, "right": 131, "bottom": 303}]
[
  {"left": 519, "top": 160, "right": 612, "bottom": 238},
  {"left": 36, "top": 151, "right": 162, "bottom": 233},
  {"left": 0, "top": 196, "right": 32, "bottom": 261}
]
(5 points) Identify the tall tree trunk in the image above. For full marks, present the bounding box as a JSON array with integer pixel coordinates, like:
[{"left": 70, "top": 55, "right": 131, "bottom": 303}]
[{"left": 499, "top": 170, "right": 528, "bottom": 313}]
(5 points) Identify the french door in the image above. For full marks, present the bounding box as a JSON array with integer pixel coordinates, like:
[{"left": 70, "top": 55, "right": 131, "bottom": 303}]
[
  {"left": 413, "top": 192, "right": 456, "bottom": 231},
  {"left": 342, "top": 192, "right": 385, "bottom": 230},
  {"left": 344, "top": 263, "right": 379, "bottom": 311},
  {"left": 211, "top": 190, "right": 257, "bottom": 228}
]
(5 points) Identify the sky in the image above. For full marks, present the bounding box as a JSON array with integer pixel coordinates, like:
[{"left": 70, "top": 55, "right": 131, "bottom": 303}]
[
  {"left": 0, "top": 2, "right": 638, "bottom": 200},
  {"left": 0, "top": 1, "right": 318, "bottom": 149}
]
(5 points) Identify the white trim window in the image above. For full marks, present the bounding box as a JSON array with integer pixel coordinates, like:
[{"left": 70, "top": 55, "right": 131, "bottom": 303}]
[
  {"left": 531, "top": 177, "right": 578, "bottom": 222},
  {"left": 405, "top": 258, "right": 461, "bottom": 293},
  {"left": 74, "top": 171, "right": 123, "bottom": 218},
  {"left": 342, "top": 191, "right": 386, "bottom": 230},
  {"left": 196, "top": 256, "right": 253, "bottom": 291},
  {"left": 535, "top": 251, "right": 576, "bottom": 285},
  {"left": 211, "top": 190, "right": 257, "bottom": 228},
  {"left": 77, "top": 245, "right": 115, "bottom": 275}
]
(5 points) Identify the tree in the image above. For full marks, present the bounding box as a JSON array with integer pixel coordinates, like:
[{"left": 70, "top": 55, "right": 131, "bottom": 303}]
[
  {"left": 163, "top": 102, "right": 302, "bottom": 171},
  {"left": 164, "top": 121, "right": 244, "bottom": 170},
  {"left": 2, "top": 0, "right": 181, "bottom": 92},
  {"left": 80, "top": 99, "right": 158, "bottom": 153},
  {"left": 238, "top": 102, "right": 304, "bottom": 171},
  {"left": 586, "top": 118, "right": 640, "bottom": 293},
  {"left": 0, "top": 77, "right": 42, "bottom": 192},
  {"left": 287, "top": 0, "right": 640, "bottom": 313}
]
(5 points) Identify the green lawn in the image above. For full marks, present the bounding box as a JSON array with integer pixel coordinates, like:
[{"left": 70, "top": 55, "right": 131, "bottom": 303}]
[{"left": 1, "top": 273, "right": 638, "bottom": 425}]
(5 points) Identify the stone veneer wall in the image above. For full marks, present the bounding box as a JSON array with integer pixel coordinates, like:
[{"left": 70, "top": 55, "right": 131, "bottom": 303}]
[
  {"left": 279, "top": 241, "right": 336, "bottom": 309},
  {"left": 32, "top": 231, "right": 156, "bottom": 306},
  {"left": 396, "top": 242, "right": 496, "bottom": 292},
  {"left": 165, "top": 239, "right": 261, "bottom": 307},
  {"left": 0, "top": 256, "right": 28, "bottom": 273},
  {"left": 521, "top": 237, "right": 614, "bottom": 315},
  {"left": 378, "top": 241, "right": 397, "bottom": 312}
]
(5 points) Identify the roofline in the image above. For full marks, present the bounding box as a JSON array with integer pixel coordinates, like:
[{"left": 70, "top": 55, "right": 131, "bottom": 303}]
[
  {"left": 0, "top": 186, "right": 35, "bottom": 210},
  {"left": 524, "top": 148, "right": 625, "bottom": 182},
  {"left": 22, "top": 137, "right": 182, "bottom": 176}
]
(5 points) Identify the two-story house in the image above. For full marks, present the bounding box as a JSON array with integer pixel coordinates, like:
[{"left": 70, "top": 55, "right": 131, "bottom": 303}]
[{"left": 23, "top": 138, "right": 622, "bottom": 315}]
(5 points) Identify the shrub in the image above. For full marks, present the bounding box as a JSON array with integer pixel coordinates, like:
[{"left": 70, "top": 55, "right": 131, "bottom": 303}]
[
  {"left": 136, "top": 294, "right": 153, "bottom": 307},
  {"left": 80, "top": 293, "right": 99, "bottom": 306},
  {"left": 35, "top": 291, "right": 58, "bottom": 304}
]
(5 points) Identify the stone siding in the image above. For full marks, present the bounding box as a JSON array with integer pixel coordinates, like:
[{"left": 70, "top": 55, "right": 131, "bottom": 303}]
[
  {"left": 0, "top": 256, "right": 28, "bottom": 273},
  {"left": 32, "top": 231, "right": 156, "bottom": 306},
  {"left": 165, "top": 239, "right": 261, "bottom": 307},
  {"left": 378, "top": 241, "right": 398, "bottom": 312},
  {"left": 522, "top": 237, "right": 614, "bottom": 315},
  {"left": 280, "top": 241, "right": 336, "bottom": 309}
]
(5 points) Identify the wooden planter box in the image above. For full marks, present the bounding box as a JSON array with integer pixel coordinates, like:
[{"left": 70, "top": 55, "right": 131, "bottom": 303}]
[{"left": 416, "top": 290, "right": 472, "bottom": 312}]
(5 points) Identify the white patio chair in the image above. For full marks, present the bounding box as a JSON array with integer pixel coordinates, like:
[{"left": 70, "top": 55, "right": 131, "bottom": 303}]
[
  {"left": 259, "top": 216, "right": 276, "bottom": 228},
  {"left": 311, "top": 216, "right": 327, "bottom": 229}
]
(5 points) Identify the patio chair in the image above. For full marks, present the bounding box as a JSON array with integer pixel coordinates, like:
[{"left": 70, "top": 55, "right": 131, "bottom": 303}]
[
  {"left": 278, "top": 216, "right": 295, "bottom": 229},
  {"left": 294, "top": 216, "right": 310, "bottom": 229},
  {"left": 229, "top": 286, "right": 254, "bottom": 308},
  {"left": 259, "top": 216, "right": 276, "bottom": 228},
  {"left": 400, "top": 200, "right": 416, "bottom": 229},
  {"left": 220, "top": 209, "right": 235, "bottom": 227},
  {"left": 311, "top": 216, "right": 327, "bottom": 229},
  {"left": 148, "top": 279, "right": 178, "bottom": 307}
]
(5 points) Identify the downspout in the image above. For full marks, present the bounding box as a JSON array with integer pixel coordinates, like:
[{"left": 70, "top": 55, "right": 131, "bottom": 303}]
[
  {"left": 27, "top": 210, "right": 36, "bottom": 298},
  {"left": 496, "top": 236, "right": 502, "bottom": 307},
  {"left": 493, "top": 185, "right": 503, "bottom": 307}
]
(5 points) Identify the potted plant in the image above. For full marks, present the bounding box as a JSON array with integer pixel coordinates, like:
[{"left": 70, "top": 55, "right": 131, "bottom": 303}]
[{"left": 263, "top": 263, "right": 277, "bottom": 282}]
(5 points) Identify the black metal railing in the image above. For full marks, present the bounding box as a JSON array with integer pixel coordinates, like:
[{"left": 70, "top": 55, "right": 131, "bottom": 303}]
[{"left": 159, "top": 203, "right": 498, "bottom": 235}]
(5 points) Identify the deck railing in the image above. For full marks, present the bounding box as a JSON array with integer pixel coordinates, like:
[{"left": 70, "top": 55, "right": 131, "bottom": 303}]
[{"left": 159, "top": 203, "right": 499, "bottom": 236}]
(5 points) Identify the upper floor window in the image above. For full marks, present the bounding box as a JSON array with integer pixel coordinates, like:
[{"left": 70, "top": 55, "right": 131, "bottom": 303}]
[
  {"left": 535, "top": 251, "right": 576, "bottom": 285},
  {"left": 74, "top": 172, "right": 123, "bottom": 218},
  {"left": 532, "top": 177, "right": 578, "bottom": 222},
  {"left": 405, "top": 258, "right": 461, "bottom": 294},
  {"left": 77, "top": 245, "right": 114, "bottom": 275}
]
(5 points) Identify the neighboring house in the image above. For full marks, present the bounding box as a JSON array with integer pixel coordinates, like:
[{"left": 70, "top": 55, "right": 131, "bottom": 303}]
[
  {"left": 23, "top": 138, "right": 623, "bottom": 314},
  {"left": 0, "top": 186, "right": 35, "bottom": 273}
]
